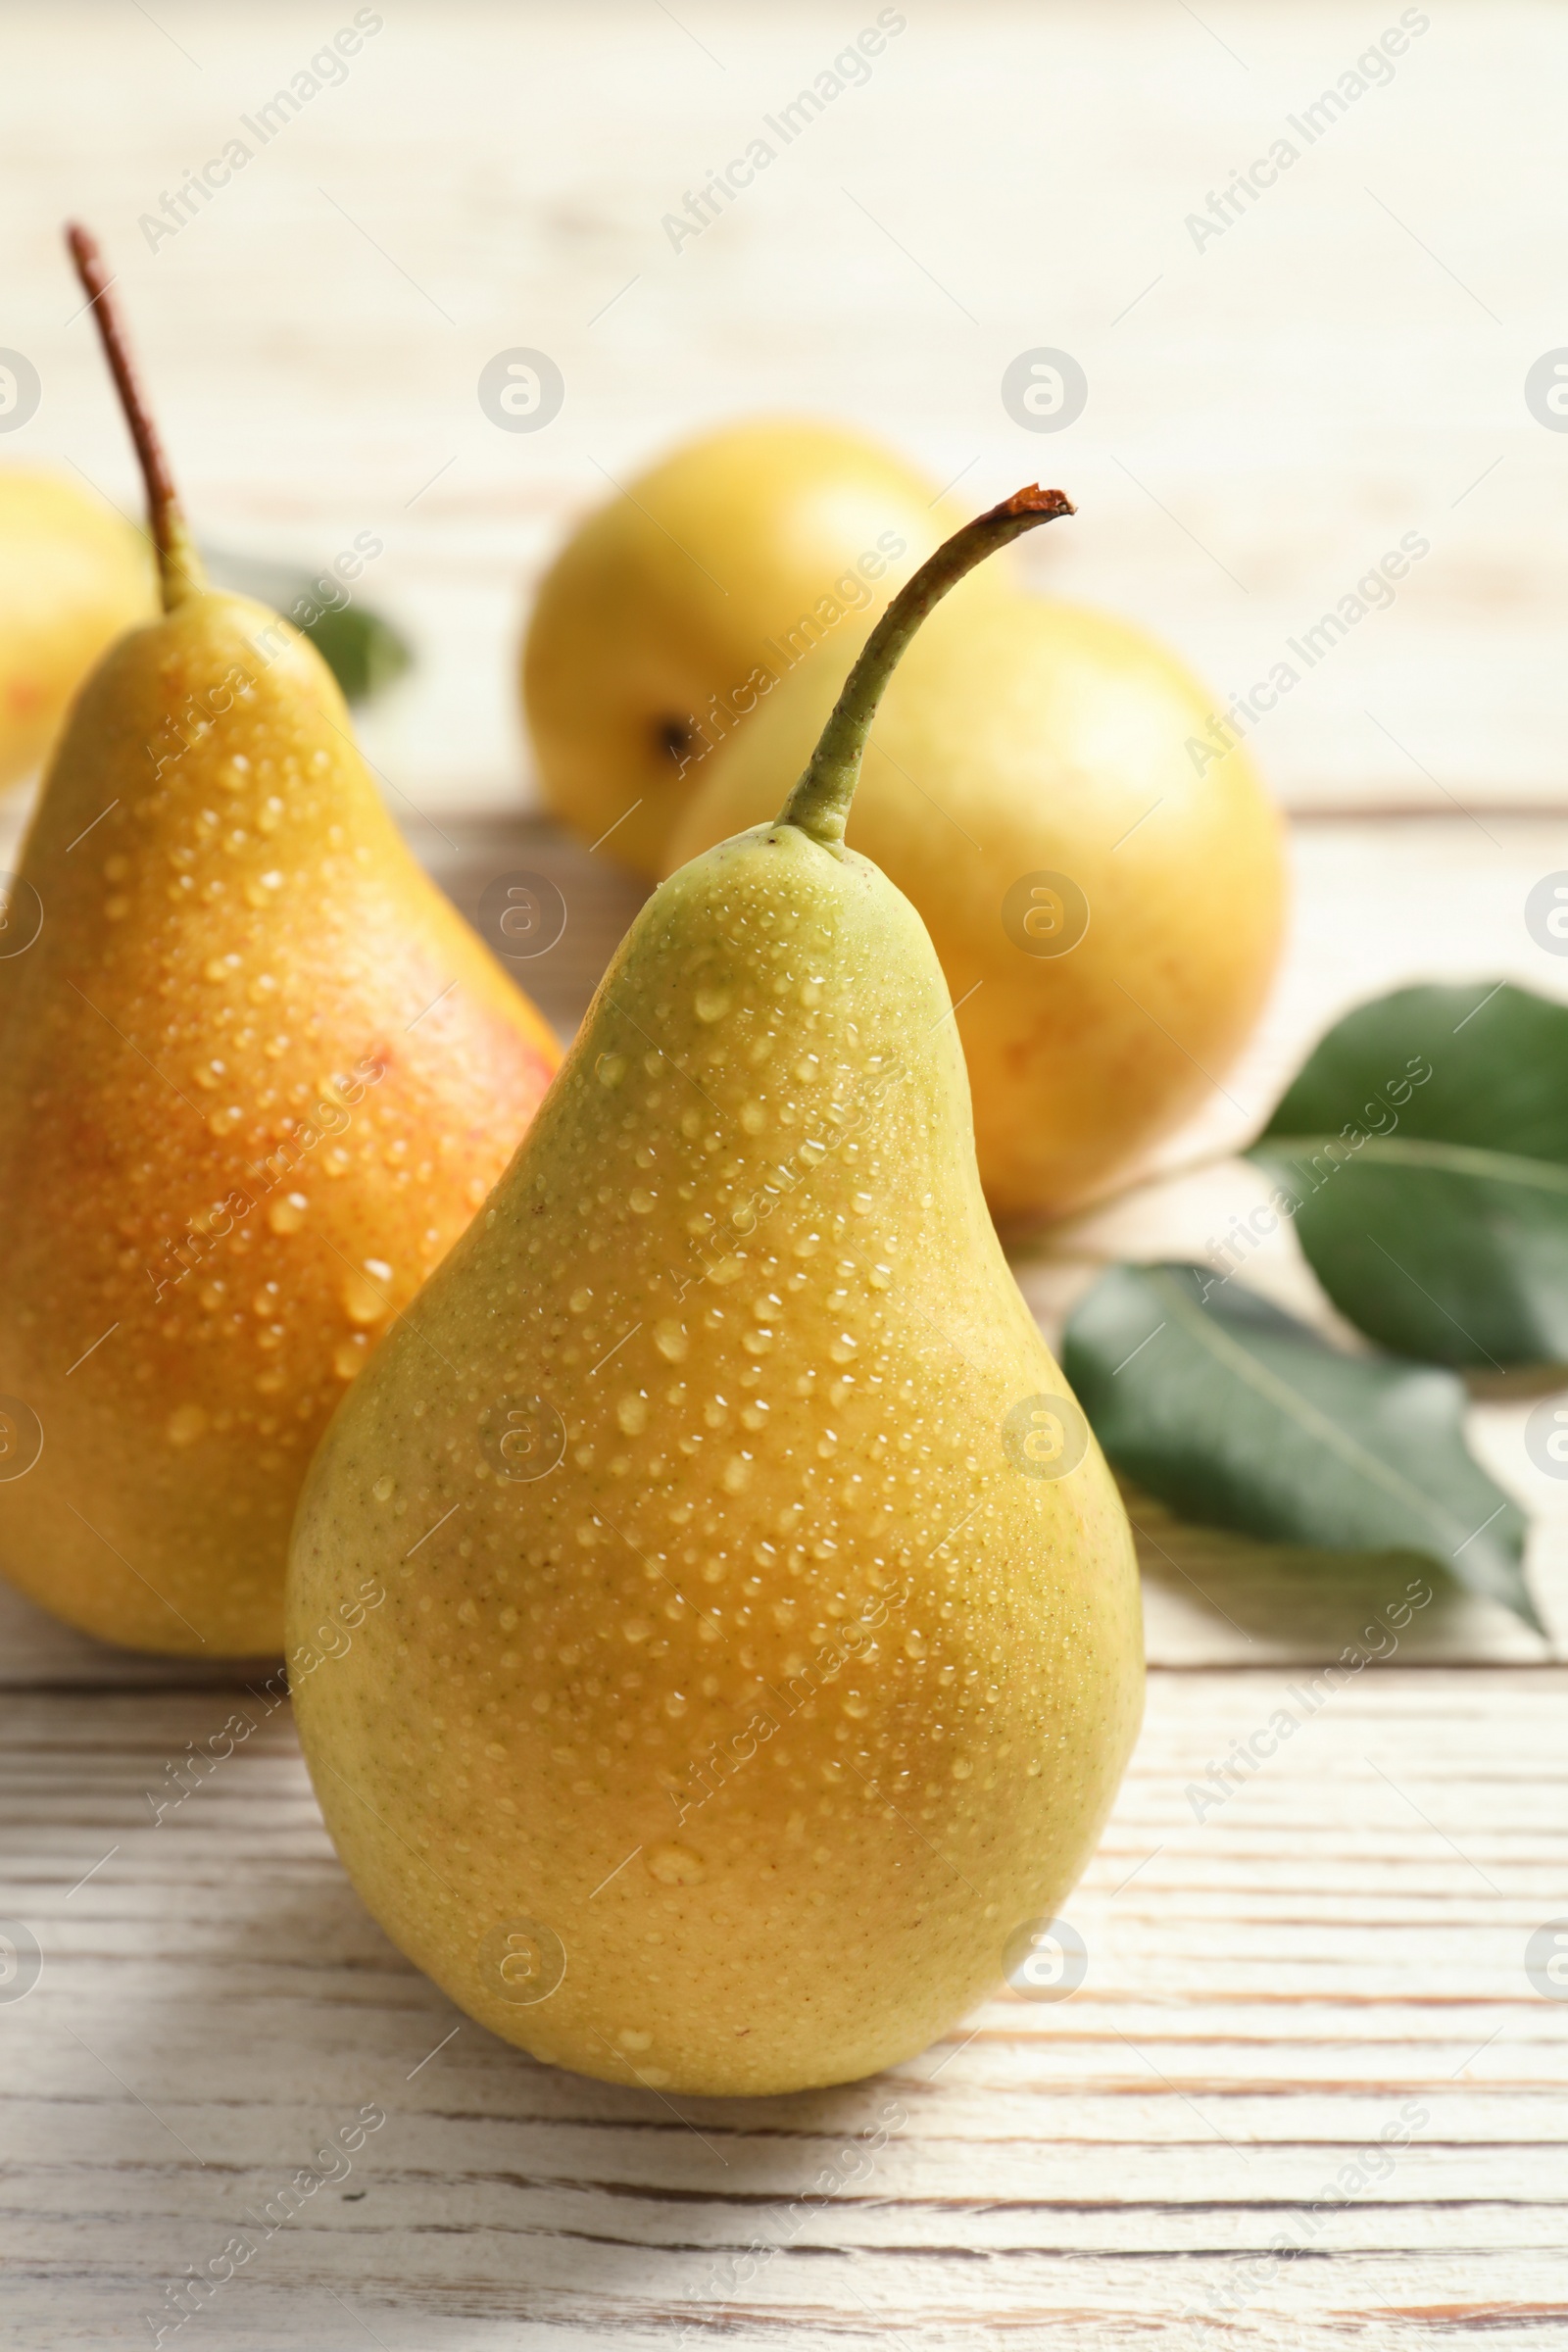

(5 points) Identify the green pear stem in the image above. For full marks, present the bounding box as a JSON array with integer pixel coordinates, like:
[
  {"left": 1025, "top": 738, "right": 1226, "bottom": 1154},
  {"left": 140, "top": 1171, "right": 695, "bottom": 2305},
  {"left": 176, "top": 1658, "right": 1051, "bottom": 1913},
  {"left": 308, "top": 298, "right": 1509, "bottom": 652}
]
[
  {"left": 67, "top": 221, "right": 206, "bottom": 610},
  {"left": 779, "top": 483, "right": 1075, "bottom": 846}
]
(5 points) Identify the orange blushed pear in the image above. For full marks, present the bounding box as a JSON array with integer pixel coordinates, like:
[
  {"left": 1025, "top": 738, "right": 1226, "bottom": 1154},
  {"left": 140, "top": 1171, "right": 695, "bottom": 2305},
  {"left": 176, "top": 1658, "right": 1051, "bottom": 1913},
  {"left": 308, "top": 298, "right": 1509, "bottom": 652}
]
[{"left": 0, "top": 226, "right": 560, "bottom": 1653}]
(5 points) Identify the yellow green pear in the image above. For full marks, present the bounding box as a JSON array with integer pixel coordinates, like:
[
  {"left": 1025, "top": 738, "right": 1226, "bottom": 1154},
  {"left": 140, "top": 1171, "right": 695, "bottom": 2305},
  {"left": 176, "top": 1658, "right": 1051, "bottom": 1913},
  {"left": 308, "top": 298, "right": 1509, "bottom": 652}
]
[
  {"left": 0, "top": 227, "right": 560, "bottom": 1656},
  {"left": 0, "top": 466, "right": 156, "bottom": 791},
  {"left": 664, "top": 583, "right": 1286, "bottom": 1227},
  {"left": 290, "top": 487, "right": 1143, "bottom": 2098},
  {"left": 521, "top": 417, "right": 989, "bottom": 876}
]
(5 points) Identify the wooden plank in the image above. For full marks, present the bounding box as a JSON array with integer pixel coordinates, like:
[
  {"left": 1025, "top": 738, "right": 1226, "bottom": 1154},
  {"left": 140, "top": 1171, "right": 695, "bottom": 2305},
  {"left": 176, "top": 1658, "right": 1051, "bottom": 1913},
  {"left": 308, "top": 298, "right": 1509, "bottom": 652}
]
[{"left": 3, "top": 1668, "right": 1566, "bottom": 2344}]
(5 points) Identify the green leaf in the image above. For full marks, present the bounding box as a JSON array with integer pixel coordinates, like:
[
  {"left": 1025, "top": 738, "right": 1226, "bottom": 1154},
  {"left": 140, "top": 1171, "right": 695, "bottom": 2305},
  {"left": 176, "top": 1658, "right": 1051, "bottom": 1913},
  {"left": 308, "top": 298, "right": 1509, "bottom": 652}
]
[
  {"left": 1062, "top": 1261, "right": 1539, "bottom": 1629},
  {"left": 203, "top": 546, "right": 413, "bottom": 705},
  {"left": 297, "top": 601, "right": 413, "bottom": 704},
  {"left": 1250, "top": 981, "right": 1568, "bottom": 1369}
]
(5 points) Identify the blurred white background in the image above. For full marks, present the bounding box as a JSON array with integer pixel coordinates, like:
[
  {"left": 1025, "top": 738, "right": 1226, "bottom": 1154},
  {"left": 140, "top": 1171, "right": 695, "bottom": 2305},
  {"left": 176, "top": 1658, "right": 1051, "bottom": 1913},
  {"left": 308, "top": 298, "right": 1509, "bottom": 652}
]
[{"left": 3, "top": 0, "right": 1565, "bottom": 818}]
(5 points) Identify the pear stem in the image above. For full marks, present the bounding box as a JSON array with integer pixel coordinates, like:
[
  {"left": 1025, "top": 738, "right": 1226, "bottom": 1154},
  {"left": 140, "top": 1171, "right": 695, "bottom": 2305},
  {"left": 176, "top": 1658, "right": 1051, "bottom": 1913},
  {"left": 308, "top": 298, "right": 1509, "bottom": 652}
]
[
  {"left": 779, "top": 484, "right": 1075, "bottom": 846},
  {"left": 66, "top": 222, "right": 206, "bottom": 610}
]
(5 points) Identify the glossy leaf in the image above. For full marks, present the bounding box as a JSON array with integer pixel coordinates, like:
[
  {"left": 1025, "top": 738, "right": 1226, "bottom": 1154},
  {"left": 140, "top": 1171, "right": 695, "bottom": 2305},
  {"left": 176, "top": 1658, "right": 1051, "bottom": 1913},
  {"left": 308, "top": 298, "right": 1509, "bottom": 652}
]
[
  {"left": 301, "top": 601, "right": 413, "bottom": 704},
  {"left": 1062, "top": 1261, "right": 1539, "bottom": 1628},
  {"left": 1250, "top": 981, "right": 1568, "bottom": 1368}
]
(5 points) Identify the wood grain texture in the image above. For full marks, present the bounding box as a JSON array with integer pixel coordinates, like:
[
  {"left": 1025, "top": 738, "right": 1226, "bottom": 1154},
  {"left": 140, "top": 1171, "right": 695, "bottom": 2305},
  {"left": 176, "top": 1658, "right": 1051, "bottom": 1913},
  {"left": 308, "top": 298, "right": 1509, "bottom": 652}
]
[{"left": 4, "top": 1668, "right": 1567, "bottom": 2345}]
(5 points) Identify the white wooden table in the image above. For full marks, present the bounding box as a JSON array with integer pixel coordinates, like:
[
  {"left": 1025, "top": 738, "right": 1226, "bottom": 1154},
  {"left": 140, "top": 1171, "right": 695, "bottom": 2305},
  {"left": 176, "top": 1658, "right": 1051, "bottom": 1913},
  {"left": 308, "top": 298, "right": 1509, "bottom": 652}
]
[
  {"left": 6, "top": 3, "right": 1568, "bottom": 2339},
  {"left": 9, "top": 1661, "right": 1568, "bottom": 2348}
]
